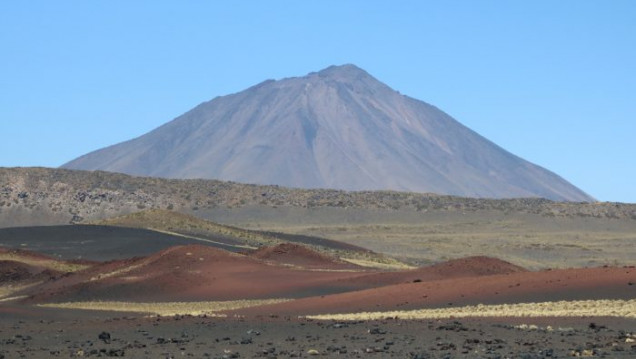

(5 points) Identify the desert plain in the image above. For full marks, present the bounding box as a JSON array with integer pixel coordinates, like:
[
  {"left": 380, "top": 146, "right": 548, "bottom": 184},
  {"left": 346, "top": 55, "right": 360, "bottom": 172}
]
[{"left": 1, "top": 168, "right": 636, "bottom": 358}]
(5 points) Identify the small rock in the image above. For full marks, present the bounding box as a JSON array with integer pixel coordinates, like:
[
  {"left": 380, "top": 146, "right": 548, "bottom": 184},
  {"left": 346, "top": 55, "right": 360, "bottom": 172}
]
[
  {"left": 581, "top": 349, "right": 595, "bottom": 357},
  {"left": 98, "top": 332, "right": 111, "bottom": 344},
  {"left": 307, "top": 349, "right": 320, "bottom": 355},
  {"left": 107, "top": 349, "right": 125, "bottom": 357},
  {"left": 570, "top": 349, "right": 596, "bottom": 357},
  {"left": 542, "top": 348, "right": 554, "bottom": 356},
  {"left": 368, "top": 328, "right": 387, "bottom": 335}
]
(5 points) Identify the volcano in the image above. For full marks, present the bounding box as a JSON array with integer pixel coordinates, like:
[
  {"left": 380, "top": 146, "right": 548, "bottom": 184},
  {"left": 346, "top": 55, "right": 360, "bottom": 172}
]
[{"left": 63, "top": 64, "right": 592, "bottom": 201}]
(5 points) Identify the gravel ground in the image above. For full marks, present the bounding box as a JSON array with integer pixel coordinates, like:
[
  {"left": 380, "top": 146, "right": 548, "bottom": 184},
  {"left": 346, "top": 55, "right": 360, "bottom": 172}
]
[{"left": 1, "top": 308, "right": 635, "bottom": 358}]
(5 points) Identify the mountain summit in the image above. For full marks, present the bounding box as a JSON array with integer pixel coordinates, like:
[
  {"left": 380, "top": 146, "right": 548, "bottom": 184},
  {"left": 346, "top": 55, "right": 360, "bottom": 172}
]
[{"left": 62, "top": 64, "right": 593, "bottom": 201}]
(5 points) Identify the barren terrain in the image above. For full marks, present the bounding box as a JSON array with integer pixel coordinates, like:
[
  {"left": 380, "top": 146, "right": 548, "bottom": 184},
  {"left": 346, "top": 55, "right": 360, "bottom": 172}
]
[
  {"left": 1, "top": 236, "right": 635, "bottom": 358},
  {"left": 2, "top": 167, "right": 636, "bottom": 357},
  {"left": 2, "top": 168, "right": 636, "bottom": 269},
  {"left": 1, "top": 242, "right": 635, "bottom": 358}
]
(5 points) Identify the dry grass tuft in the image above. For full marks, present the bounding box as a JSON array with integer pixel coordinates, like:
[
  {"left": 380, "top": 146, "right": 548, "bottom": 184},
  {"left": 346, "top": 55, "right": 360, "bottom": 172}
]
[
  {"left": 305, "top": 299, "right": 636, "bottom": 321},
  {"left": 0, "top": 282, "right": 42, "bottom": 301},
  {"left": 93, "top": 209, "right": 284, "bottom": 248},
  {"left": 340, "top": 257, "right": 416, "bottom": 270},
  {"left": 0, "top": 252, "right": 90, "bottom": 273},
  {"left": 38, "top": 298, "right": 290, "bottom": 316}
]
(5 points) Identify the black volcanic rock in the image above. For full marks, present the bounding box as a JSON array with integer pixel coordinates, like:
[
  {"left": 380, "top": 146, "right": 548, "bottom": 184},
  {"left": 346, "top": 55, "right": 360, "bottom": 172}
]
[{"left": 62, "top": 64, "right": 593, "bottom": 201}]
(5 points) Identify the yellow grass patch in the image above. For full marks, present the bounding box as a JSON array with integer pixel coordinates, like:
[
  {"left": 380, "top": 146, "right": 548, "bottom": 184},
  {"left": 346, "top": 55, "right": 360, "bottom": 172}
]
[
  {"left": 0, "top": 285, "right": 20, "bottom": 299},
  {"left": 93, "top": 209, "right": 283, "bottom": 248},
  {"left": 38, "top": 299, "right": 290, "bottom": 316},
  {"left": 0, "top": 282, "right": 42, "bottom": 301},
  {"left": 0, "top": 282, "right": 42, "bottom": 302},
  {"left": 0, "top": 253, "right": 90, "bottom": 273},
  {"left": 0, "top": 295, "right": 28, "bottom": 303},
  {"left": 89, "top": 263, "right": 146, "bottom": 282},
  {"left": 340, "top": 257, "right": 416, "bottom": 270},
  {"left": 148, "top": 228, "right": 258, "bottom": 250},
  {"left": 306, "top": 299, "right": 636, "bottom": 321}
]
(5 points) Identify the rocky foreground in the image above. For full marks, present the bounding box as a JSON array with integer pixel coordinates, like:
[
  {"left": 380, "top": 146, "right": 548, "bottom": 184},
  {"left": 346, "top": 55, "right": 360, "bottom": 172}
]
[
  {"left": 1, "top": 311, "right": 635, "bottom": 358},
  {"left": 1, "top": 233, "right": 635, "bottom": 358}
]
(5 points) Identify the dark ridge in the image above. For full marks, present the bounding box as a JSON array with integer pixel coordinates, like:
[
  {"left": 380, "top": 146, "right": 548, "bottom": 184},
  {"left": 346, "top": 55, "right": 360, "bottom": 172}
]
[{"left": 0, "top": 225, "right": 247, "bottom": 261}]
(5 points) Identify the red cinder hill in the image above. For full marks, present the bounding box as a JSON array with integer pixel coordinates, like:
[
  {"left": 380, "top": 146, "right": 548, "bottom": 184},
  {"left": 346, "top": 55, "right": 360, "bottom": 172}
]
[
  {"left": 249, "top": 243, "right": 361, "bottom": 270},
  {"left": 230, "top": 266, "right": 636, "bottom": 317},
  {"left": 21, "top": 245, "right": 374, "bottom": 303}
]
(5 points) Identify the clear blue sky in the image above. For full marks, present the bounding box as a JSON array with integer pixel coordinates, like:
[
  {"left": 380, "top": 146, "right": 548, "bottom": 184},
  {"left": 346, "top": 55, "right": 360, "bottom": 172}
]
[{"left": 1, "top": 1, "right": 634, "bottom": 203}]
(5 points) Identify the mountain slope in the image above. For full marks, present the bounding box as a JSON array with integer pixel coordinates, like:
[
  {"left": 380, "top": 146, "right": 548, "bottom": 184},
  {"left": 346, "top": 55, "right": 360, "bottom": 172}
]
[{"left": 63, "top": 64, "right": 592, "bottom": 201}]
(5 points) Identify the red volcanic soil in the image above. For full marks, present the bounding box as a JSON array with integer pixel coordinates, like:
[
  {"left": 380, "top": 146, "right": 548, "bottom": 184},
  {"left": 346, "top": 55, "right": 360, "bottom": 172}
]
[
  {"left": 22, "top": 245, "right": 376, "bottom": 303},
  {"left": 0, "top": 260, "right": 58, "bottom": 283},
  {"left": 248, "top": 243, "right": 360, "bottom": 270},
  {"left": 429, "top": 256, "right": 527, "bottom": 276},
  {"left": 341, "top": 256, "right": 527, "bottom": 288},
  {"left": 20, "top": 247, "right": 533, "bottom": 308},
  {"left": 231, "top": 266, "right": 636, "bottom": 317},
  {"left": 16, "top": 243, "right": 635, "bottom": 321},
  {"left": 0, "top": 247, "right": 88, "bottom": 284}
]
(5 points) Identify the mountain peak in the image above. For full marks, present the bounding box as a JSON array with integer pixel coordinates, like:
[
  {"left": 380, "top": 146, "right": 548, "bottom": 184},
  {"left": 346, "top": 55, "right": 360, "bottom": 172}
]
[
  {"left": 62, "top": 65, "right": 593, "bottom": 202},
  {"left": 315, "top": 64, "right": 371, "bottom": 80},
  {"left": 318, "top": 63, "right": 364, "bottom": 73}
]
